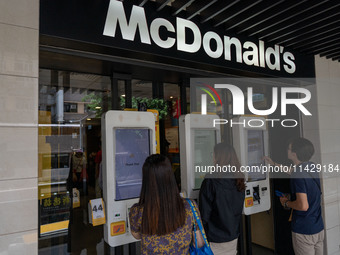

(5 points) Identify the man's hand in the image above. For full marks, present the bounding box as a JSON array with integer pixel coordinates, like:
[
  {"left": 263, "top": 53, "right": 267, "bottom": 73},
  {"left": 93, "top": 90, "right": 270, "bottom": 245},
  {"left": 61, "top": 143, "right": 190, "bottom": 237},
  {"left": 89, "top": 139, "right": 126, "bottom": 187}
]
[
  {"left": 279, "top": 193, "right": 309, "bottom": 211},
  {"left": 280, "top": 195, "right": 289, "bottom": 207},
  {"left": 263, "top": 156, "right": 274, "bottom": 165}
]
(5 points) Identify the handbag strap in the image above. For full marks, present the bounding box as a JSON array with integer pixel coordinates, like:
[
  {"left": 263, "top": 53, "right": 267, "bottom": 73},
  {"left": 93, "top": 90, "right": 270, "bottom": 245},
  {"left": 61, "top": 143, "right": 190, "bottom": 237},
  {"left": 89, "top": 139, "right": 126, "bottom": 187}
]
[
  {"left": 193, "top": 223, "right": 198, "bottom": 249},
  {"left": 186, "top": 199, "right": 210, "bottom": 247},
  {"left": 300, "top": 162, "right": 321, "bottom": 193},
  {"left": 307, "top": 172, "right": 321, "bottom": 193}
]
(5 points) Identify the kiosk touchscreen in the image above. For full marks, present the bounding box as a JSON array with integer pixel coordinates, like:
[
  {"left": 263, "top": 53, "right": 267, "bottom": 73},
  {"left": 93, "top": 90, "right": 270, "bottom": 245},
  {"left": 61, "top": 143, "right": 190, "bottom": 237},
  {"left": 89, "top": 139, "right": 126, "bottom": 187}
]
[
  {"left": 233, "top": 116, "right": 271, "bottom": 215},
  {"left": 102, "top": 111, "right": 156, "bottom": 247},
  {"left": 179, "top": 114, "right": 221, "bottom": 200}
]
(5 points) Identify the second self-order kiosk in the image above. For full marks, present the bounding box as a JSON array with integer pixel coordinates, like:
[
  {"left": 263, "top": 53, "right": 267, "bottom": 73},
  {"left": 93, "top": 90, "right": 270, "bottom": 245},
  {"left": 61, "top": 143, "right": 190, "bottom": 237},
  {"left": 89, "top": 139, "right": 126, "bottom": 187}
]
[
  {"left": 102, "top": 110, "right": 156, "bottom": 247},
  {"left": 179, "top": 114, "right": 221, "bottom": 200},
  {"left": 232, "top": 116, "right": 271, "bottom": 215}
]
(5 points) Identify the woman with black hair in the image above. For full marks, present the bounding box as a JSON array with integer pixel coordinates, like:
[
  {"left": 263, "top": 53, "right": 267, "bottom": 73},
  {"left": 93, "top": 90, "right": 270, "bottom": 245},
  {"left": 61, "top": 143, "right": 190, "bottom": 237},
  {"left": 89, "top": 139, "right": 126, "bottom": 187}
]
[
  {"left": 199, "top": 142, "right": 245, "bottom": 255},
  {"left": 129, "top": 154, "right": 204, "bottom": 254}
]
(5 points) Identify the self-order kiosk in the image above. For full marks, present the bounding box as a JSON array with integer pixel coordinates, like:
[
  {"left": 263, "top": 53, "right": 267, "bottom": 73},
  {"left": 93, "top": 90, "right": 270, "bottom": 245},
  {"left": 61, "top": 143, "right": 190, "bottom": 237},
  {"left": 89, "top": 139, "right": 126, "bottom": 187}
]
[
  {"left": 179, "top": 114, "right": 221, "bottom": 200},
  {"left": 232, "top": 116, "right": 271, "bottom": 215},
  {"left": 102, "top": 111, "right": 156, "bottom": 247}
]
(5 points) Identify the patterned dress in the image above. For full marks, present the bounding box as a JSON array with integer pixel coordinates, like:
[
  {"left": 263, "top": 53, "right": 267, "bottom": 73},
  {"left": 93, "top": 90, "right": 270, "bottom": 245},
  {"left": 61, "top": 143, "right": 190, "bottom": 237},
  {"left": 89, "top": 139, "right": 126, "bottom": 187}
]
[{"left": 129, "top": 199, "right": 197, "bottom": 254}]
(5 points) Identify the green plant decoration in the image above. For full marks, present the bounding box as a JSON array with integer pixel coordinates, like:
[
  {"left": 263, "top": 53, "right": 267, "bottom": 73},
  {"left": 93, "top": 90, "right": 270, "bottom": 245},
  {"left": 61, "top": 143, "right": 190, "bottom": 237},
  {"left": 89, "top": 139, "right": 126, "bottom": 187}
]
[
  {"left": 120, "top": 96, "right": 168, "bottom": 119},
  {"left": 81, "top": 94, "right": 168, "bottom": 120},
  {"left": 82, "top": 93, "right": 103, "bottom": 117}
]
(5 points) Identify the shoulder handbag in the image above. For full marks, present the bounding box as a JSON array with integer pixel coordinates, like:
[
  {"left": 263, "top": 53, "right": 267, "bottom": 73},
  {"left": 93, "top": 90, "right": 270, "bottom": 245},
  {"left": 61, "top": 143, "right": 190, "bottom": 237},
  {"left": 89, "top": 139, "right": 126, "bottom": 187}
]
[{"left": 186, "top": 199, "right": 214, "bottom": 255}]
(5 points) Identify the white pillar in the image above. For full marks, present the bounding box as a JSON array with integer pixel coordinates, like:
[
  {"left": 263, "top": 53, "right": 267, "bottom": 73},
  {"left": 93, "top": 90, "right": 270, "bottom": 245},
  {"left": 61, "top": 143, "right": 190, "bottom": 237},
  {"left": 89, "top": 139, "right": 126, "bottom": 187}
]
[
  {"left": 302, "top": 56, "right": 340, "bottom": 255},
  {"left": 0, "top": 0, "right": 39, "bottom": 254}
]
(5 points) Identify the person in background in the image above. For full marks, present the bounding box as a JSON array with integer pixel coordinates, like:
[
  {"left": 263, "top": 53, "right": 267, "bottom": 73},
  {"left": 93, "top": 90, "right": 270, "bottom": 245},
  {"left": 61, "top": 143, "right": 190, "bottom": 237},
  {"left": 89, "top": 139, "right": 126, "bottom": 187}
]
[
  {"left": 264, "top": 138, "right": 324, "bottom": 255},
  {"left": 95, "top": 145, "right": 102, "bottom": 198},
  {"left": 88, "top": 150, "right": 97, "bottom": 188},
  {"left": 129, "top": 154, "right": 204, "bottom": 254},
  {"left": 199, "top": 142, "right": 245, "bottom": 255},
  {"left": 72, "top": 149, "right": 87, "bottom": 192}
]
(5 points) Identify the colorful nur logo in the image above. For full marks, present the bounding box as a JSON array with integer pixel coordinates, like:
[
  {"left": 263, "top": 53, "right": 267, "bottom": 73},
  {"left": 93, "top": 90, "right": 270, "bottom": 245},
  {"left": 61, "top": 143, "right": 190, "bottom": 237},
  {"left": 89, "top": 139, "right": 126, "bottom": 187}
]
[
  {"left": 197, "top": 82, "right": 223, "bottom": 115},
  {"left": 199, "top": 83, "right": 312, "bottom": 116}
]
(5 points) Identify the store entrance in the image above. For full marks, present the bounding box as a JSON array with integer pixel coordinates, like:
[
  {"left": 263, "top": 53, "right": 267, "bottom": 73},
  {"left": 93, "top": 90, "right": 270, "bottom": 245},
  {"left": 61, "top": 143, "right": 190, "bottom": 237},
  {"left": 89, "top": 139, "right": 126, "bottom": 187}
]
[
  {"left": 38, "top": 62, "right": 302, "bottom": 255},
  {"left": 37, "top": 68, "right": 187, "bottom": 254}
]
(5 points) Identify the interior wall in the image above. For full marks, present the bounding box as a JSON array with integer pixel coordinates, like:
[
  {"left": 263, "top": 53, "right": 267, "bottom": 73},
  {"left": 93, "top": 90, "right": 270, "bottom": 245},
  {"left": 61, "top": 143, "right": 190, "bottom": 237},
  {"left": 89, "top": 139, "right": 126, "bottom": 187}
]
[
  {"left": 302, "top": 56, "right": 340, "bottom": 255},
  {"left": 0, "top": 0, "right": 39, "bottom": 254},
  {"left": 251, "top": 210, "right": 275, "bottom": 250}
]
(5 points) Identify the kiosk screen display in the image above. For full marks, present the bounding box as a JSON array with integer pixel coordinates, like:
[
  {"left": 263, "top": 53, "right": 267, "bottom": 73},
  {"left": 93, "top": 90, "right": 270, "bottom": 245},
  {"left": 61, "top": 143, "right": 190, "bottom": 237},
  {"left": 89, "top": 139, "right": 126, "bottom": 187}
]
[
  {"left": 115, "top": 128, "right": 150, "bottom": 200},
  {"left": 193, "top": 129, "right": 216, "bottom": 189},
  {"left": 247, "top": 130, "right": 265, "bottom": 182}
]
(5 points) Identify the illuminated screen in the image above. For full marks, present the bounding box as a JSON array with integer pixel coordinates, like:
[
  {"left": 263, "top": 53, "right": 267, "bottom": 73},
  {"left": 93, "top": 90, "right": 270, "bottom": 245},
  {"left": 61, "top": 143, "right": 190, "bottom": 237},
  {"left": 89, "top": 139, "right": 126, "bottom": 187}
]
[
  {"left": 247, "top": 130, "right": 266, "bottom": 182},
  {"left": 115, "top": 128, "right": 150, "bottom": 200},
  {"left": 193, "top": 129, "right": 216, "bottom": 189}
]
